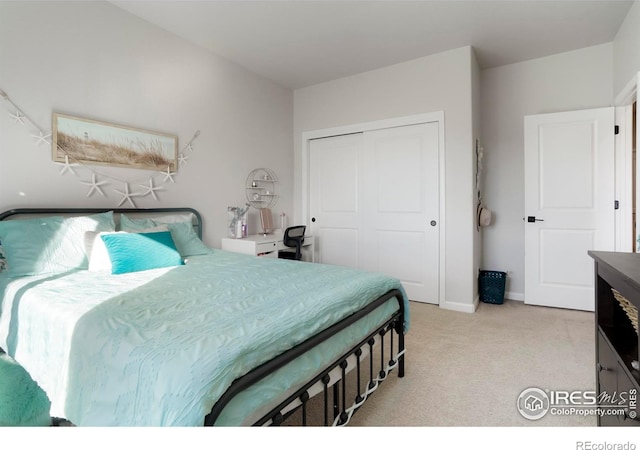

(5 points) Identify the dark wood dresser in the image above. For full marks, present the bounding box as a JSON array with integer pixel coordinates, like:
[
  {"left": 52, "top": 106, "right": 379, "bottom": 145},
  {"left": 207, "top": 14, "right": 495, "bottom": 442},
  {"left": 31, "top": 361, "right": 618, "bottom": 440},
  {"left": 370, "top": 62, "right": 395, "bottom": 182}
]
[{"left": 589, "top": 251, "right": 640, "bottom": 426}]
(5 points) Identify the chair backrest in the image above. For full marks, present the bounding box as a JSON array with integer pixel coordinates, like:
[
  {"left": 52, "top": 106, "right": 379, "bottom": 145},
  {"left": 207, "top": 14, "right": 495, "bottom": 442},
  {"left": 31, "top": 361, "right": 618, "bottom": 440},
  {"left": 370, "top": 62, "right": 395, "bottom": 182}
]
[{"left": 283, "top": 225, "right": 306, "bottom": 248}]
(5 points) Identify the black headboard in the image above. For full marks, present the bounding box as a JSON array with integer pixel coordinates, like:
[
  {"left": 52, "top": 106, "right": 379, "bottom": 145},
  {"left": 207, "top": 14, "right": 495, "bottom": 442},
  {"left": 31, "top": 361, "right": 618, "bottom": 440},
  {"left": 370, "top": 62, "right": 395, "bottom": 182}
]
[{"left": 0, "top": 207, "right": 203, "bottom": 239}]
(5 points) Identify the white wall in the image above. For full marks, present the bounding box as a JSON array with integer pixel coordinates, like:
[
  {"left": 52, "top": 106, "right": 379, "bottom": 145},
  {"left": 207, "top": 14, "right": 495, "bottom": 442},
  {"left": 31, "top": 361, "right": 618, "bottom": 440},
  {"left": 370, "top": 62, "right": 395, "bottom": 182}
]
[
  {"left": 2, "top": 0, "right": 626, "bottom": 310},
  {"left": 294, "top": 46, "right": 479, "bottom": 312},
  {"left": 614, "top": 0, "right": 640, "bottom": 96},
  {"left": 471, "top": 47, "right": 482, "bottom": 305},
  {"left": 0, "top": 1, "right": 293, "bottom": 248},
  {"left": 480, "top": 44, "right": 614, "bottom": 299}
]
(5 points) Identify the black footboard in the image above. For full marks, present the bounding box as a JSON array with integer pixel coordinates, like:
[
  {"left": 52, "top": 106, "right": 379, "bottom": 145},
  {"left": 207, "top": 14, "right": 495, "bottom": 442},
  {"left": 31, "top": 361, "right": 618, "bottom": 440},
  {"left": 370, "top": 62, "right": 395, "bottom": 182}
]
[{"left": 204, "top": 289, "right": 406, "bottom": 426}]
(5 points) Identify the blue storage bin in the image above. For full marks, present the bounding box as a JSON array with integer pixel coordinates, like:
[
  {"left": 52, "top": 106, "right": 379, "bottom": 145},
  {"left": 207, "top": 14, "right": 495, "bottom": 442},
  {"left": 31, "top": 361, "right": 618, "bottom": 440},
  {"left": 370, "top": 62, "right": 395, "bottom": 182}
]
[{"left": 479, "top": 270, "right": 507, "bottom": 304}]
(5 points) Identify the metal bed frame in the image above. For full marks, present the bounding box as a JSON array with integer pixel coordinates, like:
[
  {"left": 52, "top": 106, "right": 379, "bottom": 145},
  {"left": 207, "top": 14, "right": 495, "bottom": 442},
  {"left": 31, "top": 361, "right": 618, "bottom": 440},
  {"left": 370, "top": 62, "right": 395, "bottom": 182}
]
[
  {"left": 0, "top": 207, "right": 406, "bottom": 427},
  {"left": 207, "top": 288, "right": 405, "bottom": 426}
]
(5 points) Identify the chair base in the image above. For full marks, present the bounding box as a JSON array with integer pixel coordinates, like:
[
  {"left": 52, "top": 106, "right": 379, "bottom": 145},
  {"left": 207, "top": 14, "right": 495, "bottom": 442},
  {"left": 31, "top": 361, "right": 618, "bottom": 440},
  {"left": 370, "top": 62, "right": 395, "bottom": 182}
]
[{"left": 278, "top": 251, "right": 300, "bottom": 260}]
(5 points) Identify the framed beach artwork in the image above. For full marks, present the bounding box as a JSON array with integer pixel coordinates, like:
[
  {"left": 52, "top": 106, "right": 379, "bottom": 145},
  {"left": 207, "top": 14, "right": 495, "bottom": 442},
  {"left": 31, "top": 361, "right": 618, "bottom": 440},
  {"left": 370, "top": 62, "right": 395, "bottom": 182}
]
[{"left": 52, "top": 113, "right": 178, "bottom": 171}]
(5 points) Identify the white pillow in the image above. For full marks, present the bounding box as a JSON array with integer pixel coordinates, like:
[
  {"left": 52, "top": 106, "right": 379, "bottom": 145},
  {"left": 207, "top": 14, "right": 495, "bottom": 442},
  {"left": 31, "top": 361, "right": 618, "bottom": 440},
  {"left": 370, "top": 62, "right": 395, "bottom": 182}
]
[
  {"left": 87, "top": 226, "right": 169, "bottom": 273},
  {"left": 87, "top": 231, "right": 125, "bottom": 273}
]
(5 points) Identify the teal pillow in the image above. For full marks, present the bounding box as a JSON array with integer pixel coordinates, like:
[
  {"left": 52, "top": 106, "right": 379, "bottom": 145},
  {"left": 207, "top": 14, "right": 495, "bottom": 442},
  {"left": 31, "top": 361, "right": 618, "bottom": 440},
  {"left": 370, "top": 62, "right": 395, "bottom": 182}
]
[
  {"left": 0, "top": 353, "right": 51, "bottom": 426},
  {"left": 119, "top": 214, "right": 211, "bottom": 257},
  {"left": 0, "top": 212, "right": 115, "bottom": 277},
  {"left": 101, "top": 231, "right": 184, "bottom": 274},
  {"left": 118, "top": 214, "right": 155, "bottom": 231}
]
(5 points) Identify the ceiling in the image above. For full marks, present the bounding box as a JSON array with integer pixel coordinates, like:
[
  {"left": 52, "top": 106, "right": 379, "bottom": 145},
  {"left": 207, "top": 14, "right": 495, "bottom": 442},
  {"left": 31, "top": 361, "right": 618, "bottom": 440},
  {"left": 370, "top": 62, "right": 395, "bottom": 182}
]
[{"left": 110, "top": 0, "right": 634, "bottom": 90}]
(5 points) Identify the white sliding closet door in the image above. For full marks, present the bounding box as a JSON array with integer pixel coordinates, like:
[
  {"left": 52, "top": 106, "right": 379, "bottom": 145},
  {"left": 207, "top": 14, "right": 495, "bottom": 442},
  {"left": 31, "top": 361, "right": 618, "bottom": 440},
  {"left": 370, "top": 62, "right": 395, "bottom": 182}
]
[
  {"left": 309, "top": 122, "right": 440, "bottom": 304},
  {"left": 309, "top": 133, "right": 363, "bottom": 269}
]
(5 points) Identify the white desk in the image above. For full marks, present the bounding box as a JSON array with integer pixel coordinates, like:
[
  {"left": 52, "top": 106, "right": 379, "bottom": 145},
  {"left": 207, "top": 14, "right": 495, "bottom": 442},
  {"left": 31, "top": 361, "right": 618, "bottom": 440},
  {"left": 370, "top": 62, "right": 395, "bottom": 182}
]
[{"left": 221, "top": 230, "right": 315, "bottom": 262}]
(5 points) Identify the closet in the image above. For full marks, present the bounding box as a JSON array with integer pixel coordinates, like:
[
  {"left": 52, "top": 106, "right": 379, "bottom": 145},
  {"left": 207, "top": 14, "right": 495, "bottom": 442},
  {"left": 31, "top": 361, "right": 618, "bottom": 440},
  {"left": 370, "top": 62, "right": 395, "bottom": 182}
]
[{"left": 308, "top": 121, "right": 440, "bottom": 304}]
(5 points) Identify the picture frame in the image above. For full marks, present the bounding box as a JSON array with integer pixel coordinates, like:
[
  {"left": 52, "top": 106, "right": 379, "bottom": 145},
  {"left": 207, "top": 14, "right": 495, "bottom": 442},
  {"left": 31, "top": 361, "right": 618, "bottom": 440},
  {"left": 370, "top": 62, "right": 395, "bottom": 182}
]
[{"left": 52, "top": 113, "right": 178, "bottom": 171}]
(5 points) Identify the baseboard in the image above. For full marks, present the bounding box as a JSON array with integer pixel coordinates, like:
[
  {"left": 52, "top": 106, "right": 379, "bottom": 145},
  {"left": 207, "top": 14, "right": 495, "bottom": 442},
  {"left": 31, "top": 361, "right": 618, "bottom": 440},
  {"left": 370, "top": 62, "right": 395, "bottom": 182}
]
[
  {"left": 440, "top": 297, "right": 478, "bottom": 313},
  {"left": 440, "top": 293, "right": 525, "bottom": 312},
  {"left": 505, "top": 291, "right": 524, "bottom": 302}
]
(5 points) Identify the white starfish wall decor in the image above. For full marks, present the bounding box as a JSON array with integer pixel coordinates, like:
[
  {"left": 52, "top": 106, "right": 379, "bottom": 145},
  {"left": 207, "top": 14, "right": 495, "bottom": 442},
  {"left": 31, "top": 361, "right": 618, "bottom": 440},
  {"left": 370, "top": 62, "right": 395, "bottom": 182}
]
[{"left": 1, "top": 87, "right": 202, "bottom": 207}]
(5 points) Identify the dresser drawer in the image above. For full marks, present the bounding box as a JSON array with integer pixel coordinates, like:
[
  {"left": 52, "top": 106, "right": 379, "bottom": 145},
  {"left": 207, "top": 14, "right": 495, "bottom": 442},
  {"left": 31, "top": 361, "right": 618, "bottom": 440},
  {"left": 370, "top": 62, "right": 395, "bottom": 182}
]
[
  {"left": 597, "top": 333, "right": 618, "bottom": 394},
  {"left": 597, "top": 332, "right": 621, "bottom": 426},
  {"left": 597, "top": 332, "right": 640, "bottom": 426},
  {"left": 256, "top": 241, "right": 278, "bottom": 255}
]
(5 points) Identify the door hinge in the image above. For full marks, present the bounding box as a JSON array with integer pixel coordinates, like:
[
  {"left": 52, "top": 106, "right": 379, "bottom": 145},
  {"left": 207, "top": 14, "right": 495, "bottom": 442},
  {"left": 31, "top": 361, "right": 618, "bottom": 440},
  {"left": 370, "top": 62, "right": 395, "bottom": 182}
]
[
  {"left": 615, "top": 200, "right": 620, "bottom": 210},
  {"left": 615, "top": 125, "right": 620, "bottom": 135}
]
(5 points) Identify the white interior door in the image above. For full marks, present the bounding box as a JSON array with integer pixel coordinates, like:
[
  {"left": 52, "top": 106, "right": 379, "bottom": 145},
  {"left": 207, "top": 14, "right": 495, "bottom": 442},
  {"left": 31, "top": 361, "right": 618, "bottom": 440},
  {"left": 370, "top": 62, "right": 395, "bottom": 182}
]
[
  {"left": 524, "top": 107, "right": 615, "bottom": 311},
  {"left": 309, "top": 122, "right": 440, "bottom": 304}
]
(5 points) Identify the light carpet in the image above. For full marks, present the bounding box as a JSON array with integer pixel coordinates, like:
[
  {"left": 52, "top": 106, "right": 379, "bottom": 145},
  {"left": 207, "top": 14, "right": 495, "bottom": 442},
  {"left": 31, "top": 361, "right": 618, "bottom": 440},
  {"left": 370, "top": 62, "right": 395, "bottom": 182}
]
[{"left": 287, "top": 299, "right": 596, "bottom": 427}]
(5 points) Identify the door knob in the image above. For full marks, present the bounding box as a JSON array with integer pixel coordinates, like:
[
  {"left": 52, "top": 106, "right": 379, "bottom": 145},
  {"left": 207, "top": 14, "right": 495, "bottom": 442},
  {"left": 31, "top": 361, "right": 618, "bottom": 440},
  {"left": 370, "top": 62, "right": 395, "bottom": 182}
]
[
  {"left": 311, "top": 217, "right": 316, "bottom": 223},
  {"left": 526, "top": 216, "right": 544, "bottom": 223}
]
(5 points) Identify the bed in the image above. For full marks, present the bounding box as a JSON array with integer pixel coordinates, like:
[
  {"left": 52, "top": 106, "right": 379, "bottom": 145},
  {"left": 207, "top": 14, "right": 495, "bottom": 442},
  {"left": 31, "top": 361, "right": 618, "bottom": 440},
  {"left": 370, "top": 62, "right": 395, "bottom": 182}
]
[{"left": 0, "top": 207, "right": 408, "bottom": 426}]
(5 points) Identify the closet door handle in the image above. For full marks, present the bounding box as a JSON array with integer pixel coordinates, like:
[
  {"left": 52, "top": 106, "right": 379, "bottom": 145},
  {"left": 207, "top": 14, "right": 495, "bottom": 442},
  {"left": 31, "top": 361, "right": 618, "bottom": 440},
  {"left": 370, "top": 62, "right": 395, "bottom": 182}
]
[{"left": 311, "top": 217, "right": 316, "bottom": 223}]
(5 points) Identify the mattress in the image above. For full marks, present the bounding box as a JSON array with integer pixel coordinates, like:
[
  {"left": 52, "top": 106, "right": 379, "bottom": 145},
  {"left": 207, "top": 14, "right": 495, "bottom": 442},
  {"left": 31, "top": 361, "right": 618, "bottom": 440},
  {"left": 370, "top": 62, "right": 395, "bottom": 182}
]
[{"left": 0, "top": 250, "right": 407, "bottom": 426}]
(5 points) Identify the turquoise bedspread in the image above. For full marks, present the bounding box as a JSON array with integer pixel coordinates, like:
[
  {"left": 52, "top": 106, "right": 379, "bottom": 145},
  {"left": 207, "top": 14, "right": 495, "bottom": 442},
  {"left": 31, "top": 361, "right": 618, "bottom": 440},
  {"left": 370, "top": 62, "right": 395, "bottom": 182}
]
[{"left": 0, "top": 250, "right": 408, "bottom": 426}]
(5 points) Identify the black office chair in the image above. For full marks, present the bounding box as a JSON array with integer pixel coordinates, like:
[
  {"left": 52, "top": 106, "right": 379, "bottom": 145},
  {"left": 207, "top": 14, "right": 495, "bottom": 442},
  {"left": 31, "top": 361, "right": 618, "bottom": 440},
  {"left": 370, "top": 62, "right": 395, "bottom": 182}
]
[{"left": 278, "top": 225, "right": 306, "bottom": 261}]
